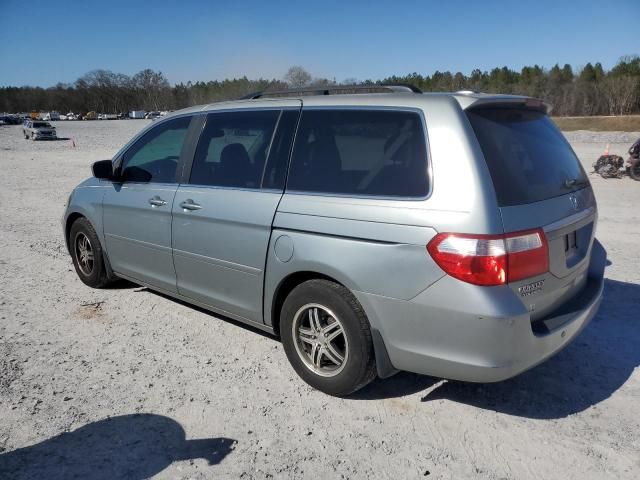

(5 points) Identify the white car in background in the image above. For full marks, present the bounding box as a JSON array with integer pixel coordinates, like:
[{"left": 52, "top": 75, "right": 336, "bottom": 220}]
[
  {"left": 41, "top": 111, "right": 60, "bottom": 121},
  {"left": 22, "top": 119, "right": 57, "bottom": 140}
]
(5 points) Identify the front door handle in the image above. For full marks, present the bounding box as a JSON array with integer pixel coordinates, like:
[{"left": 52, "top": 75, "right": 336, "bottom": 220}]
[
  {"left": 148, "top": 196, "right": 167, "bottom": 207},
  {"left": 179, "top": 199, "right": 202, "bottom": 211}
]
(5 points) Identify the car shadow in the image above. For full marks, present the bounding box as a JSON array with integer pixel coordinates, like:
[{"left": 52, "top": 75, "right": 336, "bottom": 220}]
[
  {"left": 352, "top": 279, "right": 640, "bottom": 419},
  {"left": 102, "top": 278, "right": 139, "bottom": 290},
  {"left": 143, "top": 288, "right": 278, "bottom": 341},
  {"left": 0, "top": 414, "right": 236, "bottom": 480},
  {"left": 350, "top": 371, "right": 442, "bottom": 400},
  {"left": 24, "top": 137, "right": 72, "bottom": 141}
]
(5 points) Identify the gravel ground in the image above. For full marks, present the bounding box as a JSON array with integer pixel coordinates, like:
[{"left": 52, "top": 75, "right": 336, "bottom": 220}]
[{"left": 0, "top": 120, "right": 638, "bottom": 480}]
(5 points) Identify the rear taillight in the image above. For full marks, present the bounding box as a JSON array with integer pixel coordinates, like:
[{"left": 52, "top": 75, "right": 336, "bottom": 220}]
[{"left": 427, "top": 229, "right": 548, "bottom": 286}]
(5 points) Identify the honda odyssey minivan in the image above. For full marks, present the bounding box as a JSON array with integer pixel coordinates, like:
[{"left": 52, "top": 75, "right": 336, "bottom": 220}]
[{"left": 63, "top": 85, "right": 605, "bottom": 396}]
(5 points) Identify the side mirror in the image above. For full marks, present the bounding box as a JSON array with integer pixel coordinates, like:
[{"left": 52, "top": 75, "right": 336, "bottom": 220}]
[{"left": 92, "top": 159, "right": 114, "bottom": 180}]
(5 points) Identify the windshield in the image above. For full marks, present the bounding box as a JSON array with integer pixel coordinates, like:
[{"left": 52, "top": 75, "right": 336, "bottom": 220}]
[
  {"left": 33, "top": 122, "right": 51, "bottom": 128},
  {"left": 466, "top": 108, "right": 588, "bottom": 207}
]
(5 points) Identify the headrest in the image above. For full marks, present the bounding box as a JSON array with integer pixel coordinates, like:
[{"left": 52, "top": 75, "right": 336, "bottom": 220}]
[{"left": 220, "top": 143, "right": 250, "bottom": 167}]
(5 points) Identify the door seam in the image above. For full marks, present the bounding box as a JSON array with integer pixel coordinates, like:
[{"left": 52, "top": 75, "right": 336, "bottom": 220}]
[{"left": 260, "top": 103, "right": 303, "bottom": 327}]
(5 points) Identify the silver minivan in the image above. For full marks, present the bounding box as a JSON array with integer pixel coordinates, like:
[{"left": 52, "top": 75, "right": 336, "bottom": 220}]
[{"left": 63, "top": 86, "right": 605, "bottom": 396}]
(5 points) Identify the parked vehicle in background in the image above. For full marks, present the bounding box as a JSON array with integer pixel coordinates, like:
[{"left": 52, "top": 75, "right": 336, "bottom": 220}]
[
  {"left": 23, "top": 119, "right": 57, "bottom": 140},
  {"left": 129, "top": 110, "right": 145, "bottom": 119},
  {"left": 145, "top": 111, "right": 161, "bottom": 120},
  {"left": 117, "top": 112, "right": 129, "bottom": 119},
  {"left": 42, "top": 111, "right": 60, "bottom": 121},
  {"left": 66, "top": 112, "right": 78, "bottom": 120},
  {"left": 0, "top": 114, "right": 22, "bottom": 125},
  {"left": 84, "top": 111, "right": 97, "bottom": 120},
  {"left": 63, "top": 86, "right": 605, "bottom": 396}
]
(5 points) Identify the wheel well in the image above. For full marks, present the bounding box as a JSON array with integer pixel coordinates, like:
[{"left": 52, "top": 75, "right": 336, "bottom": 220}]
[
  {"left": 271, "top": 271, "right": 342, "bottom": 337},
  {"left": 65, "top": 213, "right": 84, "bottom": 252}
]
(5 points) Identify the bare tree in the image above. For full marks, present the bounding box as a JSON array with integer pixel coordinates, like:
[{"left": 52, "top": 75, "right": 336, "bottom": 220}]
[
  {"left": 341, "top": 77, "right": 360, "bottom": 86},
  {"left": 599, "top": 76, "right": 640, "bottom": 115},
  {"left": 132, "top": 69, "right": 171, "bottom": 110},
  {"left": 284, "top": 66, "right": 312, "bottom": 88}
]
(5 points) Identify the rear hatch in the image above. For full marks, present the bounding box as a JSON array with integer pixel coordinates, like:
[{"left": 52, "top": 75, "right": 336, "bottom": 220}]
[{"left": 466, "top": 106, "right": 596, "bottom": 321}]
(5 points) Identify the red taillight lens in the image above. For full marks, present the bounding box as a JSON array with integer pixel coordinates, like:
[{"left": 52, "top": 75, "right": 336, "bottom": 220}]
[
  {"left": 427, "top": 229, "right": 548, "bottom": 286},
  {"left": 503, "top": 229, "right": 549, "bottom": 282}
]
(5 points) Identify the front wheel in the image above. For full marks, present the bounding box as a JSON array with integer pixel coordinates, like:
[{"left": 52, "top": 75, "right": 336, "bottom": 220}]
[
  {"left": 69, "top": 217, "right": 112, "bottom": 288},
  {"left": 280, "top": 279, "right": 376, "bottom": 396},
  {"left": 629, "top": 159, "right": 640, "bottom": 181}
]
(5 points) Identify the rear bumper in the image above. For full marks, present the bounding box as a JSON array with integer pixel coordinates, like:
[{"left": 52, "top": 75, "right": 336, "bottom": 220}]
[{"left": 355, "top": 239, "right": 606, "bottom": 382}]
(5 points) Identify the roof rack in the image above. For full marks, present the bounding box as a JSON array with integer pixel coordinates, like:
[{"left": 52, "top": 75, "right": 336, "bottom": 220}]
[{"left": 240, "top": 84, "right": 422, "bottom": 100}]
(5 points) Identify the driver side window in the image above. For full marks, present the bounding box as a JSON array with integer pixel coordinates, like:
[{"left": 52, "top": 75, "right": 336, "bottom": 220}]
[{"left": 121, "top": 116, "right": 191, "bottom": 183}]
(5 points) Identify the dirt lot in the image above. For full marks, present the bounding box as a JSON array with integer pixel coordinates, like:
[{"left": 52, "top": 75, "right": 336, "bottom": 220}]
[{"left": 0, "top": 120, "right": 638, "bottom": 480}]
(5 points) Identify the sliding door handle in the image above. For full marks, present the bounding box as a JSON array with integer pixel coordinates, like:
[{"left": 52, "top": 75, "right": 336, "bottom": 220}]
[{"left": 179, "top": 199, "right": 202, "bottom": 211}]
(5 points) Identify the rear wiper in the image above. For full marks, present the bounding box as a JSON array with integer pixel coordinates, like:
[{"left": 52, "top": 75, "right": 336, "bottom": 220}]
[{"left": 563, "top": 178, "right": 589, "bottom": 189}]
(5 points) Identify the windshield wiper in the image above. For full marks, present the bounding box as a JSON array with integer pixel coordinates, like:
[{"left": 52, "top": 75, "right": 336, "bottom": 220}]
[{"left": 563, "top": 178, "right": 589, "bottom": 189}]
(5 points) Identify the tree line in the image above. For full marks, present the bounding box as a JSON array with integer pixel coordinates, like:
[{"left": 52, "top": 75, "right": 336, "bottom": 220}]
[{"left": 1, "top": 57, "right": 639, "bottom": 116}]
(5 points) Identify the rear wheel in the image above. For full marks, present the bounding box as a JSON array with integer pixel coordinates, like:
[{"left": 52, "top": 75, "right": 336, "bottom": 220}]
[
  {"left": 629, "top": 159, "right": 640, "bottom": 181},
  {"left": 280, "top": 279, "right": 376, "bottom": 396},
  {"left": 69, "top": 217, "right": 112, "bottom": 288}
]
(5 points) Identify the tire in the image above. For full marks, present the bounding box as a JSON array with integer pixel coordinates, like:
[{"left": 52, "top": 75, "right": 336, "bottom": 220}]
[
  {"left": 629, "top": 159, "right": 640, "bottom": 181},
  {"left": 280, "top": 279, "right": 376, "bottom": 396},
  {"left": 69, "top": 217, "right": 112, "bottom": 288}
]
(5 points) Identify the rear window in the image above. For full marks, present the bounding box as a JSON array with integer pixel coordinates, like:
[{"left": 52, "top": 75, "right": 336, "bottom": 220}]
[
  {"left": 287, "top": 109, "right": 428, "bottom": 198},
  {"left": 466, "top": 108, "right": 588, "bottom": 206}
]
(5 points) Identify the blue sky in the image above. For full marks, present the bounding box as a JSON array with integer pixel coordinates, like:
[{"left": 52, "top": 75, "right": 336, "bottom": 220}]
[{"left": 0, "top": 0, "right": 637, "bottom": 87}]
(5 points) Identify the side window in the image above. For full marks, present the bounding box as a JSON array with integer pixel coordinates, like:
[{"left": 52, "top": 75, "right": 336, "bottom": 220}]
[
  {"left": 121, "top": 116, "right": 191, "bottom": 183},
  {"left": 287, "top": 109, "right": 429, "bottom": 197},
  {"left": 189, "top": 110, "right": 280, "bottom": 188}
]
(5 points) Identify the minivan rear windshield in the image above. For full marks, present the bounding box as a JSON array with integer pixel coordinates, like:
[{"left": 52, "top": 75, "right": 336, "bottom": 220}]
[{"left": 466, "top": 108, "right": 588, "bottom": 207}]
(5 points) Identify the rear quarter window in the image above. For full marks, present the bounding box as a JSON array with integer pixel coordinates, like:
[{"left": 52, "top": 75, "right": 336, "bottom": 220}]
[
  {"left": 466, "top": 108, "right": 588, "bottom": 206},
  {"left": 287, "top": 109, "right": 429, "bottom": 198}
]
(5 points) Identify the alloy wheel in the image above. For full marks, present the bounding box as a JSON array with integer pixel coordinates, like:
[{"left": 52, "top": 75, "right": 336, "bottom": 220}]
[
  {"left": 292, "top": 303, "right": 349, "bottom": 377},
  {"left": 75, "top": 232, "right": 94, "bottom": 276}
]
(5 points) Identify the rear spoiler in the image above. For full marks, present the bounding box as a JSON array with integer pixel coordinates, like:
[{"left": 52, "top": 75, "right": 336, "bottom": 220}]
[{"left": 454, "top": 93, "right": 551, "bottom": 115}]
